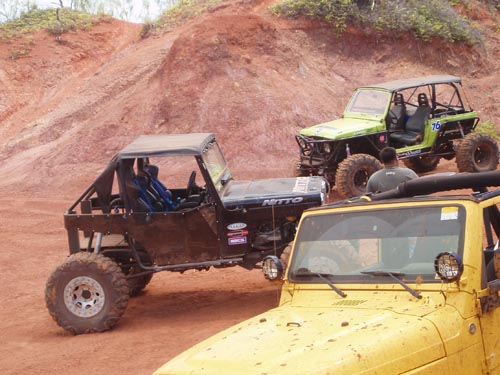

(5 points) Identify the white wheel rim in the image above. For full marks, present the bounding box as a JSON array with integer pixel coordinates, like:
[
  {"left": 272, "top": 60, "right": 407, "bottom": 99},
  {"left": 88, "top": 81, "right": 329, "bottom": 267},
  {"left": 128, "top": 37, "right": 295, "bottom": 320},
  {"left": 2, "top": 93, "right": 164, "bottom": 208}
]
[{"left": 64, "top": 276, "right": 106, "bottom": 318}]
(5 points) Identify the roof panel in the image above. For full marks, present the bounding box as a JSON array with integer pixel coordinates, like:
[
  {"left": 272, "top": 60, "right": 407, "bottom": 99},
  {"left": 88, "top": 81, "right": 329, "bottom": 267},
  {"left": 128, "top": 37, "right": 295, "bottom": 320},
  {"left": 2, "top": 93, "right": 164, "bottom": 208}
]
[
  {"left": 362, "top": 75, "right": 462, "bottom": 92},
  {"left": 117, "top": 133, "right": 215, "bottom": 159}
]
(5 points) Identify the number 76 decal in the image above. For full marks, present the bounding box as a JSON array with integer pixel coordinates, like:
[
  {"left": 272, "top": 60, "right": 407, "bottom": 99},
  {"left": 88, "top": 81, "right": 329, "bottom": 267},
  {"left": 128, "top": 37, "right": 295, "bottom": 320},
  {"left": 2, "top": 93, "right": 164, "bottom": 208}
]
[{"left": 431, "top": 120, "right": 441, "bottom": 131}]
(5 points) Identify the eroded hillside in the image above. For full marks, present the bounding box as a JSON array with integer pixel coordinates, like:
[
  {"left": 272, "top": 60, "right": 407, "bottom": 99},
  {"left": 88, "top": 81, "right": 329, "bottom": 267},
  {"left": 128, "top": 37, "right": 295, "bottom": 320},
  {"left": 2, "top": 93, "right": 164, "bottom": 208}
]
[{"left": 1, "top": 0, "right": 500, "bottom": 198}]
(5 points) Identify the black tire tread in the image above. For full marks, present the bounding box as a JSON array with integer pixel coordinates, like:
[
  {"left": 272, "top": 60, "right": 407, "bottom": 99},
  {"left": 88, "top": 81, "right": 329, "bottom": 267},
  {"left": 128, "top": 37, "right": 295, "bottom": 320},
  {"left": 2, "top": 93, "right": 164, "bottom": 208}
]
[
  {"left": 128, "top": 273, "right": 153, "bottom": 297},
  {"left": 456, "top": 132, "right": 499, "bottom": 173},
  {"left": 336, "top": 154, "right": 382, "bottom": 198}
]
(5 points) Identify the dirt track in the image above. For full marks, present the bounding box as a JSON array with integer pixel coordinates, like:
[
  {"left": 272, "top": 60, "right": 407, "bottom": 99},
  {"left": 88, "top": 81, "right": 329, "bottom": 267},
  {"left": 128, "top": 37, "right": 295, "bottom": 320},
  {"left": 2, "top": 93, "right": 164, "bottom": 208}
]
[{"left": 0, "top": 198, "right": 282, "bottom": 374}]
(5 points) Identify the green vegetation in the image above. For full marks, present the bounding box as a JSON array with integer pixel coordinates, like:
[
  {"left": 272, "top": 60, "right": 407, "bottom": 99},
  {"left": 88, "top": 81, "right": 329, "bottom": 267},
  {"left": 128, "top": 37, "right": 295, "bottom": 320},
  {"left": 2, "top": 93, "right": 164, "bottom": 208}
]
[
  {"left": 0, "top": 7, "right": 100, "bottom": 39},
  {"left": 477, "top": 120, "right": 500, "bottom": 141},
  {"left": 0, "top": 7, "right": 104, "bottom": 59},
  {"left": 152, "top": 0, "right": 221, "bottom": 32},
  {"left": 0, "top": 7, "right": 101, "bottom": 40},
  {"left": 271, "top": 0, "right": 484, "bottom": 46}
]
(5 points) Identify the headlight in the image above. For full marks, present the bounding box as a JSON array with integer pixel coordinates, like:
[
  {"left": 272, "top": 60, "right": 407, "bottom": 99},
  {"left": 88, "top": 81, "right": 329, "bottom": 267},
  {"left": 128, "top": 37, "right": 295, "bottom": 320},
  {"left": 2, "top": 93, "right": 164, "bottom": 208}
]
[
  {"left": 297, "top": 137, "right": 307, "bottom": 150},
  {"left": 323, "top": 143, "right": 331, "bottom": 153},
  {"left": 296, "top": 136, "right": 312, "bottom": 156},
  {"left": 262, "top": 256, "right": 283, "bottom": 281},
  {"left": 434, "top": 252, "right": 463, "bottom": 282}
]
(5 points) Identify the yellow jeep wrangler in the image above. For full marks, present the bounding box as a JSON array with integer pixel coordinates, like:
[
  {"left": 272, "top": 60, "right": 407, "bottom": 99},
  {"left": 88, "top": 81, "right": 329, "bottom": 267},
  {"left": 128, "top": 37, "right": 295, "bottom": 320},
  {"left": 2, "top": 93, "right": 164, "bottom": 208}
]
[{"left": 154, "top": 171, "right": 500, "bottom": 375}]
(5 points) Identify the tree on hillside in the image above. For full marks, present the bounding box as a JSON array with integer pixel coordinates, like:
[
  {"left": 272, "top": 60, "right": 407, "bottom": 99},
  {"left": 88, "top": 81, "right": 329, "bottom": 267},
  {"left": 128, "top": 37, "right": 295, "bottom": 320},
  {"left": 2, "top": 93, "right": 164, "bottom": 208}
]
[
  {"left": 61, "top": 0, "right": 178, "bottom": 22},
  {"left": 1, "top": 0, "right": 178, "bottom": 23},
  {"left": 0, "top": 0, "right": 36, "bottom": 22}
]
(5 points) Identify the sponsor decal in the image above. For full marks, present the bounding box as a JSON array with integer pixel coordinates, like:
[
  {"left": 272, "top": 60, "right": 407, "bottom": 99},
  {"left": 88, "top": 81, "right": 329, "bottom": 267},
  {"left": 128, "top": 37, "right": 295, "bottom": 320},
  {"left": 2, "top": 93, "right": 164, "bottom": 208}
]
[
  {"left": 227, "top": 229, "right": 249, "bottom": 237},
  {"left": 227, "top": 222, "right": 247, "bottom": 230},
  {"left": 398, "top": 149, "right": 423, "bottom": 158},
  {"left": 262, "top": 197, "right": 304, "bottom": 206},
  {"left": 441, "top": 207, "right": 459, "bottom": 221},
  {"left": 314, "top": 126, "right": 337, "bottom": 135},
  {"left": 293, "top": 177, "right": 309, "bottom": 193},
  {"left": 228, "top": 237, "right": 247, "bottom": 246}
]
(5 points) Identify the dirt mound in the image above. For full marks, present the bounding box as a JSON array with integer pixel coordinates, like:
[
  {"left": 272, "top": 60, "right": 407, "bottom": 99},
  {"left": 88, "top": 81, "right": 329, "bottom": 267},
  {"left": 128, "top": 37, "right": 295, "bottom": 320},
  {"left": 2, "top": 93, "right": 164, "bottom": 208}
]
[{"left": 2, "top": 0, "right": 498, "bottom": 197}]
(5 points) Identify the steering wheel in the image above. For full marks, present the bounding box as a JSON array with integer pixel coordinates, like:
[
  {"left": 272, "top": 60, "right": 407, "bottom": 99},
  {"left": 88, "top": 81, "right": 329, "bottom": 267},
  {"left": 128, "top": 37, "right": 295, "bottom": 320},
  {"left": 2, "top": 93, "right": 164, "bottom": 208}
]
[{"left": 186, "top": 171, "right": 197, "bottom": 197}]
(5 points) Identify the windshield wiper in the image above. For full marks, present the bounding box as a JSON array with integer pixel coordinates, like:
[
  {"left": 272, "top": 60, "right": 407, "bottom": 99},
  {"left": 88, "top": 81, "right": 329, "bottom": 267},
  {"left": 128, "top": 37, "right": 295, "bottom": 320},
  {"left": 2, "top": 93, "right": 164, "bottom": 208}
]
[
  {"left": 294, "top": 268, "right": 347, "bottom": 298},
  {"left": 361, "top": 270, "right": 422, "bottom": 299}
]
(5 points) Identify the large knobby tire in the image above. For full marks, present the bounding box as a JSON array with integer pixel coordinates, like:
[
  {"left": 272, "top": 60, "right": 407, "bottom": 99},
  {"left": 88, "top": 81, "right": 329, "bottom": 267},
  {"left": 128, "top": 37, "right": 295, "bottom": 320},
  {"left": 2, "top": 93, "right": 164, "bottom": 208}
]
[
  {"left": 45, "top": 252, "right": 129, "bottom": 335},
  {"left": 107, "top": 250, "right": 154, "bottom": 297},
  {"left": 127, "top": 271, "right": 153, "bottom": 297},
  {"left": 336, "top": 154, "right": 382, "bottom": 198},
  {"left": 403, "top": 155, "right": 440, "bottom": 173},
  {"left": 456, "top": 132, "right": 499, "bottom": 172}
]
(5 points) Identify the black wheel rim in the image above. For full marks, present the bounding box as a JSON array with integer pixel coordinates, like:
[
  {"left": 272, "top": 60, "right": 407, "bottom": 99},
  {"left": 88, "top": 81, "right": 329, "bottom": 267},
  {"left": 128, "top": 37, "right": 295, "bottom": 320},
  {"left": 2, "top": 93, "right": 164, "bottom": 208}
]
[
  {"left": 353, "top": 169, "right": 369, "bottom": 193},
  {"left": 474, "top": 143, "right": 494, "bottom": 168}
]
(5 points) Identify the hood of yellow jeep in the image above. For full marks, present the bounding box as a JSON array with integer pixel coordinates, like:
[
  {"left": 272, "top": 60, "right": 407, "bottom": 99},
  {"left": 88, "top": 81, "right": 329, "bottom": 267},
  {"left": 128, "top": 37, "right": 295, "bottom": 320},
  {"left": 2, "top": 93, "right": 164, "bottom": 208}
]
[{"left": 154, "top": 304, "right": 445, "bottom": 375}]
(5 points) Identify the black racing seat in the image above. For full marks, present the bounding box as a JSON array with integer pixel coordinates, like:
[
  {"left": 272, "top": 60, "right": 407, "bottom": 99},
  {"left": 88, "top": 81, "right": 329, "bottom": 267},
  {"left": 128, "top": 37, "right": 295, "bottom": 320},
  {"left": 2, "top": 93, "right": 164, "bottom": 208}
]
[
  {"left": 388, "top": 93, "right": 406, "bottom": 131},
  {"left": 390, "top": 93, "right": 431, "bottom": 145}
]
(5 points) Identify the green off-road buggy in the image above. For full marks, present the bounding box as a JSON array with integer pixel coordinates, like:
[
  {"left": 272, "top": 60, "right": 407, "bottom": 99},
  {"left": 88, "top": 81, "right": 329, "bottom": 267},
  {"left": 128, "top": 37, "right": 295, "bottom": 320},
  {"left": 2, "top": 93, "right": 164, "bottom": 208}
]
[{"left": 295, "top": 75, "right": 499, "bottom": 198}]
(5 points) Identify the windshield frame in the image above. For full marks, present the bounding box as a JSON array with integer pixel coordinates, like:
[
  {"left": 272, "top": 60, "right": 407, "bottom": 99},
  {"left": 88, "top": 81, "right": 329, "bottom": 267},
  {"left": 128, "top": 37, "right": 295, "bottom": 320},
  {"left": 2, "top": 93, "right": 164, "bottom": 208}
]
[
  {"left": 200, "top": 139, "right": 232, "bottom": 194},
  {"left": 288, "top": 204, "right": 466, "bottom": 285},
  {"left": 344, "top": 88, "right": 391, "bottom": 117}
]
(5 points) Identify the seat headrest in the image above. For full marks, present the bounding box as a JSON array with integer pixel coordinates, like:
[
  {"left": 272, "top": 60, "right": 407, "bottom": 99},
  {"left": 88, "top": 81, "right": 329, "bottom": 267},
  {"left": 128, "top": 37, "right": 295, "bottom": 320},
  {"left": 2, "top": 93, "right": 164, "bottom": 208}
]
[
  {"left": 144, "top": 165, "right": 159, "bottom": 179},
  {"left": 394, "top": 93, "right": 404, "bottom": 106},
  {"left": 135, "top": 170, "right": 151, "bottom": 186},
  {"left": 417, "top": 93, "right": 429, "bottom": 107}
]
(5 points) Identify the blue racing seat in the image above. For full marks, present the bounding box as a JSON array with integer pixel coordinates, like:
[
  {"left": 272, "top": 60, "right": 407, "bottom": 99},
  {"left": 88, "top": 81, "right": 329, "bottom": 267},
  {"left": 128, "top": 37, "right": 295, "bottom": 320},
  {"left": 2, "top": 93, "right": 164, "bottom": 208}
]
[{"left": 144, "top": 165, "right": 178, "bottom": 211}]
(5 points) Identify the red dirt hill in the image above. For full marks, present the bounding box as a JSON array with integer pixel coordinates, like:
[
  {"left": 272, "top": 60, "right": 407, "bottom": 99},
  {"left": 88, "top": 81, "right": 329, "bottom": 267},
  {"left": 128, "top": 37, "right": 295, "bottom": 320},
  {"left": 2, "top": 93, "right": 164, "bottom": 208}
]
[{"left": 1, "top": 0, "right": 500, "bottom": 197}]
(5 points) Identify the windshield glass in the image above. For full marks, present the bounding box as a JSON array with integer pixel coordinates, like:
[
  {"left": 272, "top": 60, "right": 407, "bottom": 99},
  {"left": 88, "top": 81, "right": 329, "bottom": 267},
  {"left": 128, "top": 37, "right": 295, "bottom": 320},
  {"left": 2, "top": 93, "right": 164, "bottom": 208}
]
[
  {"left": 201, "top": 140, "right": 232, "bottom": 193},
  {"left": 346, "top": 89, "right": 391, "bottom": 115},
  {"left": 289, "top": 205, "right": 465, "bottom": 284}
]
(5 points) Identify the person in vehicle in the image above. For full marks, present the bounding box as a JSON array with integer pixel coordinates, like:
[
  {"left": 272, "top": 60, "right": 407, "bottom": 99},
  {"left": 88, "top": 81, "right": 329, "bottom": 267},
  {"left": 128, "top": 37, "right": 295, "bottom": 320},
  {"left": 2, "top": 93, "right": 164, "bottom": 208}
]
[{"left": 366, "top": 147, "right": 418, "bottom": 193}]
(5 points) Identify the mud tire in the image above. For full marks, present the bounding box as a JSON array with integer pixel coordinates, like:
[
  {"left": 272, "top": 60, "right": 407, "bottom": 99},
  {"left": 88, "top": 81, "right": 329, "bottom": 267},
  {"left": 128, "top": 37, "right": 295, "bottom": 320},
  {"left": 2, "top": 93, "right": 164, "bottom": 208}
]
[
  {"left": 107, "top": 250, "right": 154, "bottom": 297},
  {"left": 127, "top": 272, "right": 153, "bottom": 297},
  {"left": 456, "top": 133, "right": 499, "bottom": 172},
  {"left": 45, "top": 252, "right": 129, "bottom": 335},
  {"left": 403, "top": 155, "right": 440, "bottom": 173},
  {"left": 336, "top": 154, "right": 382, "bottom": 198}
]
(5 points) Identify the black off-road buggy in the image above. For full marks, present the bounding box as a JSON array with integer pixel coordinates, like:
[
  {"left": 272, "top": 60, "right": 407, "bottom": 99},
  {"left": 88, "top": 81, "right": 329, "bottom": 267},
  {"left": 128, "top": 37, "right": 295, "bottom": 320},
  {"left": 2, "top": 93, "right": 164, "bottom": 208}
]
[{"left": 45, "top": 133, "right": 327, "bottom": 334}]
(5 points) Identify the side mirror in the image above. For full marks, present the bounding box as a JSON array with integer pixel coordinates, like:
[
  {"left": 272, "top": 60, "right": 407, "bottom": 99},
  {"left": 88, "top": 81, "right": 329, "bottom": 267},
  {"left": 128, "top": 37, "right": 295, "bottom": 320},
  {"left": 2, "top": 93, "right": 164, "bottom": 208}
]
[
  {"left": 262, "top": 256, "right": 283, "bottom": 281},
  {"left": 434, "top": 252, "right": 463, "bottom": 282}
]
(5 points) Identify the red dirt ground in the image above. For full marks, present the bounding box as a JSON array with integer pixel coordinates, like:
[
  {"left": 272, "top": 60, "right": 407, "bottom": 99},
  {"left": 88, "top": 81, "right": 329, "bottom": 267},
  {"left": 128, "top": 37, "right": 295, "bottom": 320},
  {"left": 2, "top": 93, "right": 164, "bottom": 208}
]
[{"left": 1, "top": 0, "right": 500, "bottom": 374}]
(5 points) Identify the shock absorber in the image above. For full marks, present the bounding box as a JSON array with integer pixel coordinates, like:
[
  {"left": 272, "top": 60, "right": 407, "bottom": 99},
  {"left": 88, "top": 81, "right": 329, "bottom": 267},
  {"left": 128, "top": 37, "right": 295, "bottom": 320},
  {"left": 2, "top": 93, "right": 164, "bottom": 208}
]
[{"left": 458, "top": 122, "right": 465, "bottom": 138}]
